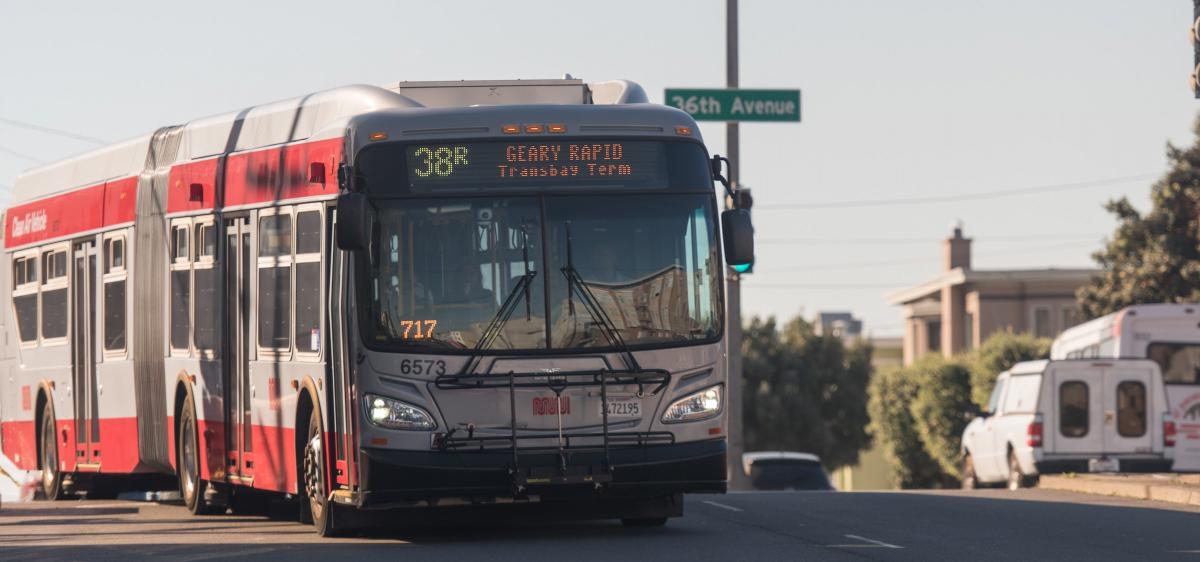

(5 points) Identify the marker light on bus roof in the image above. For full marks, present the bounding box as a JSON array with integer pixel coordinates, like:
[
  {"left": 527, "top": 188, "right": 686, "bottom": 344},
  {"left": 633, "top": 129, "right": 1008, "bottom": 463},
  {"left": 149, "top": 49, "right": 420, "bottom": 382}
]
[
  {"left": 501, "top": 124, "right": 520, "bottom": 134},
  {"left": 523, "top": 124, "right": 545, "bottom": 134},
  {"left": 547, "top": 123, "right": 567, "bottom": 133},
  {"left": 369, "top": 132, "right": 388, "bottom": 141},
  {"left": 675, "top": 126, "right": 692, "bottom": 136}
]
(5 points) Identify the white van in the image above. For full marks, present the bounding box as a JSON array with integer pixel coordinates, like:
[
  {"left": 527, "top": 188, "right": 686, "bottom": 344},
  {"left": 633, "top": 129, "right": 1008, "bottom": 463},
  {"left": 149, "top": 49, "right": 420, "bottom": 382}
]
[
  {"left": 961, "top": 359, "right": 1175, "bottom": 490},
  {"left": 1051, "top": 303, "right": 1200, "bottom": 471}
]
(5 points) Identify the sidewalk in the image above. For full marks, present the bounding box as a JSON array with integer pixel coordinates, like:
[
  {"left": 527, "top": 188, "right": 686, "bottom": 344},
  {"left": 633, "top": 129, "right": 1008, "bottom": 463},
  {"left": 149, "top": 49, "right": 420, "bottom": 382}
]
[{"left": 1039, "top": 473, "right": 1200, "bottom": 507}]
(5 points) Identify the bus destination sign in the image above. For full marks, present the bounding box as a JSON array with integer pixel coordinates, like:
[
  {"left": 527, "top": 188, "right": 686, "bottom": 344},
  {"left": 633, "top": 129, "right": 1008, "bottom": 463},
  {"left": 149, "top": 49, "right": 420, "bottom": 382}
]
[{"left": 405, "top": 140, "right": 669, "bottom": 189}]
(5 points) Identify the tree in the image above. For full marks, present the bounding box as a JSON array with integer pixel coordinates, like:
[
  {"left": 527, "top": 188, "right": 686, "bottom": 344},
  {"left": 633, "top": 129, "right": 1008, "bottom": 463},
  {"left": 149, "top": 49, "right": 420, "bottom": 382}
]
[
  {"left": 741, "top": 316, "right": 873, "bottom": 470},
  {"left": 1078, "top": 116, "right": 1200, "bottom": 319},
  {"left": 963, "top": 332, "right": 1051, "bottom": 408}
]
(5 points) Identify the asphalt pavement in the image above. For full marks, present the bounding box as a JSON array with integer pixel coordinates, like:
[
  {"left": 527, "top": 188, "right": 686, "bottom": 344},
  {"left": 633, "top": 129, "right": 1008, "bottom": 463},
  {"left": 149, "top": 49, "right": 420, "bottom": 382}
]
[{"left": 2, "top": 488, "right": 1199, "bottom": 561}]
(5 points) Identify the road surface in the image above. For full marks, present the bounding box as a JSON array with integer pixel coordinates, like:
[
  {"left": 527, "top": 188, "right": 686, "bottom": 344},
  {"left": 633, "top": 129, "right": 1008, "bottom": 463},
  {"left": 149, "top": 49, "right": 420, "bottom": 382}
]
[{"left": 2, "top": 489, "right": 1198, "bottom": 560}]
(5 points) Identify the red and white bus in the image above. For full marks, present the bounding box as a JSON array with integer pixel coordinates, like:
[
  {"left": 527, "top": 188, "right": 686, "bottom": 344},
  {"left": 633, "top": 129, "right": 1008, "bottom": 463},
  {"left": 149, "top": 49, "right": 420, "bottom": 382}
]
[{"left": 0, "top": 78, "right": 753, "bottom": 534}]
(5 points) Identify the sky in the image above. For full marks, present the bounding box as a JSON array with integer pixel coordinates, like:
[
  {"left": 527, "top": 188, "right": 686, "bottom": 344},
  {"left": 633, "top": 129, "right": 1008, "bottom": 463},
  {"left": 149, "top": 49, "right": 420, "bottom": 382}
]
[{"left": 0, "top": 0, "right": 1195, "bottom": 337}]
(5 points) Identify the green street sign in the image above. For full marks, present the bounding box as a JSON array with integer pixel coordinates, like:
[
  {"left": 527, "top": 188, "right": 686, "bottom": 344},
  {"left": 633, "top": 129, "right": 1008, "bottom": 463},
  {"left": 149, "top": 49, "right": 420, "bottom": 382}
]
[{"left": 664, "top": 88, "right": 801, "bottom": 122}]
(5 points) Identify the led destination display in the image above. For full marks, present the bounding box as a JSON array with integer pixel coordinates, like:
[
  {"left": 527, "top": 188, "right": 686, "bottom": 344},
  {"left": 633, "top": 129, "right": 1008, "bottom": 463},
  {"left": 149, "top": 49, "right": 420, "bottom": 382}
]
[{"left": 405, "top": 140, "right": 670, "bottom": 189}]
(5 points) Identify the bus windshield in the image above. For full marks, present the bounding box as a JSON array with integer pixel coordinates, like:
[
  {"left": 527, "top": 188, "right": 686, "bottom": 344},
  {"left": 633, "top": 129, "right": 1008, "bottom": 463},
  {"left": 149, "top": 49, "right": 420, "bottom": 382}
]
[{"left": 360, "top": 194, "right": 721, "bottom": 352}]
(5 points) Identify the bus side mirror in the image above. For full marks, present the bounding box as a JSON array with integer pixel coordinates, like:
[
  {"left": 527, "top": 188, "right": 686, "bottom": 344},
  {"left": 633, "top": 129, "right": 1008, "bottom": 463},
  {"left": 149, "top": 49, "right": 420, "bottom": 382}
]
[
  {"left": 336, "top": 193, "right": 373, "bottom": 251},
  {"left": 721, "top": 209, "right": 754, "bottom": 267}
]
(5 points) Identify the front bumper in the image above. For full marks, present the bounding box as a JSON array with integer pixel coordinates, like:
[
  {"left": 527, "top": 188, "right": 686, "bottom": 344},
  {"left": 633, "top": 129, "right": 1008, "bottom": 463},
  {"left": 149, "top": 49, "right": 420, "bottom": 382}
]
[{"left": 358, "top": 438, "right": 726, "bottom": 509}]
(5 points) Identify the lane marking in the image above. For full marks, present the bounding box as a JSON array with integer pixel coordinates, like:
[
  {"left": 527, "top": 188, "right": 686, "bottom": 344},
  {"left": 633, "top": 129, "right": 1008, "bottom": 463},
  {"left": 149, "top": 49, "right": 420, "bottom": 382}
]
[
  {"left": 702, "top": 500, "right": 744, "bottom": 512},
  {"left": 842, "top": 534, "right": 904, "bottom": 549}
]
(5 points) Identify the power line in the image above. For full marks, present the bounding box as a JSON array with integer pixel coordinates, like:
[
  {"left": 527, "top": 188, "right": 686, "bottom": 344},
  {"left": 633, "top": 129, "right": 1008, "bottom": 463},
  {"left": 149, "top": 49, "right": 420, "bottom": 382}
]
[
  {"left": 0, "top": 117, "right": 107, "bottom": 145},
  {"left": 754, "top": 240, "right": 1098, "bottom": 274},
  {"left": 757, "top": 233, "right": 1103, "bottom": 245},
  {"left": 760, "top": 173, "right": 1156, "bottom": 210},
  {"left": 0, "top": 145, "right": 44, "bottom": 164},
  {"left": 743, "top": 282, "right": 913, "bottom": 290}
]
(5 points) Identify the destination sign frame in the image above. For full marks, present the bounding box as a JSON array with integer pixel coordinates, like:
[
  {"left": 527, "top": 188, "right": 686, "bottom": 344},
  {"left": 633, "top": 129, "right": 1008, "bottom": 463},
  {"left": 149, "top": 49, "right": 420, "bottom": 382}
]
[{"left": 664, "top": 88, "right": 801, "bottom": 122}]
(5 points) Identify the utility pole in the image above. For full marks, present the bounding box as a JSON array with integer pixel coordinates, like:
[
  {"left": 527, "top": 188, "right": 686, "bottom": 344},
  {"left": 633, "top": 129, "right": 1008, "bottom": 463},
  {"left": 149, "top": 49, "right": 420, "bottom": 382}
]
[{"left": 725, "top": 0, "right": 748, "bottom": 491}]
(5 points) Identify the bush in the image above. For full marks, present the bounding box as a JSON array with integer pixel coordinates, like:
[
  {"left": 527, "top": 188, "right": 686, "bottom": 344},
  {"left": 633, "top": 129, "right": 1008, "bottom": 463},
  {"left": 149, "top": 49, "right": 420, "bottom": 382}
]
[
  {"left": 868, "top": 365, "right": 946, "bottom": 488},
  {"left": 963, "top": 332, "right": 1051, "bottom": 408},
  {"left": 908, "top": 357, "right": 974, "bottom": 477}
]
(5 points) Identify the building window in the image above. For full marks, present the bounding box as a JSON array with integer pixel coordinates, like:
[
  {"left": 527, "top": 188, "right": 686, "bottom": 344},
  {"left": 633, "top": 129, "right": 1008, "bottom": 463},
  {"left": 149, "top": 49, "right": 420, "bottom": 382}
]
[
  {"left": 928, "top": 321, "right": 941, "bottom": 352},
  {"left": 103, "top": 235, "right": 127, "bottom": 352},
  {"left": 963, "top": 312, "right": 974, "bottom": 350},
  {"left": 1033, "top": 306, "right": 1052, "bottom": 338},
  {"left": 1059, "top": 381, "right": 1089, "bottom": 438}
]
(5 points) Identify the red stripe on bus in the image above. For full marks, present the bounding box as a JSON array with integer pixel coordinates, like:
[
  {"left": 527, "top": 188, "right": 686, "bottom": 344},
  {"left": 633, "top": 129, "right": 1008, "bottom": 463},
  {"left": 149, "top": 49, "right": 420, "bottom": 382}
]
[
  {"left": 5, "top": 178, "right": 138, "bottom": 248},
  {"left": 166, "top": 158, "right": 219, "bottom": 213},
  {"left": 223, "top": 138, "right": 341, "bottom": 208}
]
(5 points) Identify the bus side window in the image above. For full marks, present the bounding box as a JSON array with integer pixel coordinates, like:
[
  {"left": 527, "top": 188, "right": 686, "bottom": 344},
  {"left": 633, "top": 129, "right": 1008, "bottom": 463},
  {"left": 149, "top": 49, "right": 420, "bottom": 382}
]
[
  {"left": 103, "top": 235, "right": 127, "bottom": 353},
  {"left": 193, "top": 221, "right": 218, "bottom": 351},
  {"left": 40, "top": 248, "right": 68, "bottom": 341},
  {"left": 170, "top": 223, "right": 192, "bottom": 351},
  {"left": 258, "top": 212, "right": 292, "bottom": 350},
  {"left": 294, "top": 210, "right": 322, "bottom": 355},
  {"left": 12, "top": 255, "right": 39, "bottom": 343}
]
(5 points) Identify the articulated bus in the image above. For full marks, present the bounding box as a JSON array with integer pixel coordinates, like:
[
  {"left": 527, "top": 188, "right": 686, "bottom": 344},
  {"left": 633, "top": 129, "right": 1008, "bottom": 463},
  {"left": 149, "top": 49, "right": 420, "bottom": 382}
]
[
  {"left": 0, "top": 78, "right": 754, "bottom": 534},
  {"left": 1051, "top": 304, "right": 1200, "bottom": 471}
]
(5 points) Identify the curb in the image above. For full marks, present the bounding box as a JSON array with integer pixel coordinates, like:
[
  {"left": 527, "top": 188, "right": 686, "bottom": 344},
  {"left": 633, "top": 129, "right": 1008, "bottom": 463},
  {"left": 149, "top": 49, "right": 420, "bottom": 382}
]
[{"left": 1039, "top": 475, "right": 1200, "bottom": 507}]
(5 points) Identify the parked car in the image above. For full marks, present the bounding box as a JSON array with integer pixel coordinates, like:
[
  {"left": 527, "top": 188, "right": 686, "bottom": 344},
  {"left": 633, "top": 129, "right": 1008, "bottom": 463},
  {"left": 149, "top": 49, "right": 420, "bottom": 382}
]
[
  {"left": 742, "top": 452, "right": 834, "bottom": 491},
  {"left": 961, "top": 359, "right": 1175, "bottom": 490}
]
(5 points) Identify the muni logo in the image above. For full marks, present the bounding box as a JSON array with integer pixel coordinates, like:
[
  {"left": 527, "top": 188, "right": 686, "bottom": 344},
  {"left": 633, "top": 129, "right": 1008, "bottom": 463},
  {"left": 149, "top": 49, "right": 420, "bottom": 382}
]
[{"left": 11, "top": 209, "right": 47, "bottom": 238}]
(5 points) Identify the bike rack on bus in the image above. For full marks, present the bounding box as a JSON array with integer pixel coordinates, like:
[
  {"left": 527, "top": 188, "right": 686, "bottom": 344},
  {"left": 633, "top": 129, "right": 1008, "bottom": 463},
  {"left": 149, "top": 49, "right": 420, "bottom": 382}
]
[{"left": 433, "top": 367, "right": 673, "bottom": 495}]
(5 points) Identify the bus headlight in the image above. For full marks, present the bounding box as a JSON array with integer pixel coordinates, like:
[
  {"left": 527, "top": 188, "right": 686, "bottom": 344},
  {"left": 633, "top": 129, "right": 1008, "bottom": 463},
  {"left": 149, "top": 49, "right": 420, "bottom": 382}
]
[
  {"left": 661, "top": 385, "right": 722, "bottom": 423},
  {"left": 364, "top": 394, "right": 437, "bottom": 431}
]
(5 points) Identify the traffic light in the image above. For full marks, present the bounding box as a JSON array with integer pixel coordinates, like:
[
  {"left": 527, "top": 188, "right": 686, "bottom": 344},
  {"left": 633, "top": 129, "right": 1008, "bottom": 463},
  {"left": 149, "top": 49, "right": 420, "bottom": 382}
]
[
  {"left": 1192, "top": 1, "right": 1200, "bottom": 97},
  {"left": 729, "top": 188, "right": 754, "bottom": 274}
]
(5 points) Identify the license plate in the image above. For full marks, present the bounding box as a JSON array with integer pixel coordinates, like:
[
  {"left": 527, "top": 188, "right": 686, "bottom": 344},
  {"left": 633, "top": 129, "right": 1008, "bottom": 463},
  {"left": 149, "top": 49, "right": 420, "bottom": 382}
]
[
  {"left": 601, "top": 396, "right": 641, "bottom": 418},
  {"left": 1088, "top": 458, "right": 1120, "bottom": 473}
]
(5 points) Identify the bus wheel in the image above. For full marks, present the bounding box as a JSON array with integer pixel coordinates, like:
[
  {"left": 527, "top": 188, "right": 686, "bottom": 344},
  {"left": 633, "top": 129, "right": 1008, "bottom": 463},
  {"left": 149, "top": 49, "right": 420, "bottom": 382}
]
[
  {"left": 40, "top": 401, "right": 67, "bottom": 500},
  {"left": 621, "top": 517, "right": 668, "bottom": 528},
  {"left": 179, "top": 399, "right": 217, "bottom": 515},
  {"left": 303, "top": 408, "right": 341, "bottom": 537}
]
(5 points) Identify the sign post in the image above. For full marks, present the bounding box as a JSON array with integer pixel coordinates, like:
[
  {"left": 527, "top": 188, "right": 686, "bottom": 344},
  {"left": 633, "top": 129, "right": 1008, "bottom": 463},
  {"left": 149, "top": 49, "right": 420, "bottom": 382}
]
[{"left": 669, "top": 4, "right": 802, "bottom": 489}]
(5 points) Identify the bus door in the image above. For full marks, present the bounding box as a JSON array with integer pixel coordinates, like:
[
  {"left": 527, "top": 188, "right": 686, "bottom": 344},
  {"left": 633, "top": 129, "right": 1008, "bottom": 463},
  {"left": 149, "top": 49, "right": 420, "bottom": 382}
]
[
  {"left": 72, "top": 240, "right": 100, "bottom": 467},
  {"left": 224, "top": 217, "right": 253, "bottom": 482},
  {"left": 328, "top": 210, "right": 356, "bottom": 488}
]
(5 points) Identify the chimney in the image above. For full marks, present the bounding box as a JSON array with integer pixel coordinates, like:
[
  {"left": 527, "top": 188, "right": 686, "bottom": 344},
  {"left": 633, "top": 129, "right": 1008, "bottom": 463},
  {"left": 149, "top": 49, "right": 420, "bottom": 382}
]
[{"left": 944, "top": 221, "right": 971, "bottom": 271}]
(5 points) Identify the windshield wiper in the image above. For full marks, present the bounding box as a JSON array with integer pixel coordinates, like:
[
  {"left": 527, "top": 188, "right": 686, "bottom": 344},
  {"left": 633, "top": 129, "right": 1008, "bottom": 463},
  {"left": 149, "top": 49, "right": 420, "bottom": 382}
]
[
  {"left": 459, "top": 223, "right": 537, "bottom": 375},
  {"left": 560, "top": 221, "right": 642, "bottom": 372}
]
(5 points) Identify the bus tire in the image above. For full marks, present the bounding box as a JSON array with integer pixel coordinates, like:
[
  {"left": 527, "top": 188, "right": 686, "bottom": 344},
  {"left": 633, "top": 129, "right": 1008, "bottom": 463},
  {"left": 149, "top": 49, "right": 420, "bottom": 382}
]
[
  {"left": 40, "top": 401, "right": 67, "bottom": 500},
  {"left": 302, "top": 406, "right": 341, "bottom": 537},
  {"left": 179, "top": 399, "right": 217, "bottom": 515},
  {"left": 621, "top": 517, "right": 669, "bottom": 528}
]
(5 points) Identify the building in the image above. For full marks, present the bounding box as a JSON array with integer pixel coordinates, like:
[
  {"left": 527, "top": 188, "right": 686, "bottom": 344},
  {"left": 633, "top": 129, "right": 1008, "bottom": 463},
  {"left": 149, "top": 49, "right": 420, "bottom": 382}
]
[
  {"left": 887, "top": 225, "right": 1097, "bottom": 366},
  {"left": 814, "top": 311, "right": 864, "bottom": 341}
]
